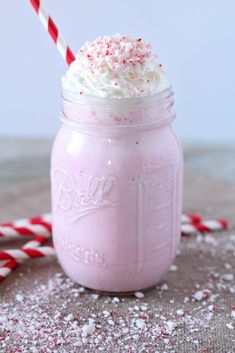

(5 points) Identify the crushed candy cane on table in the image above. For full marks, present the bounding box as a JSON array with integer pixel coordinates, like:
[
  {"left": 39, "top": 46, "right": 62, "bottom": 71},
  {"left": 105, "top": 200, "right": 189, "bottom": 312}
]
[{"left": 0, "top": 225, "right": 234, "bottom": 352}]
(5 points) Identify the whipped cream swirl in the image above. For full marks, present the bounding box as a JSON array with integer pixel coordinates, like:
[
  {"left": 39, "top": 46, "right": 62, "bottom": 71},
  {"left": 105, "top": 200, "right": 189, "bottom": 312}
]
[{"left": 62, "top": 34, "right": 170, "bottom": 98}]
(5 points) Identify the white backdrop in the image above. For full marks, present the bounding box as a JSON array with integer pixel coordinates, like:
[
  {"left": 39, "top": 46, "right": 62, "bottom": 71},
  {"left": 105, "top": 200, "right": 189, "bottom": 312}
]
[{"left": 0, "top": 0, "right": 235, "bottom": 141}]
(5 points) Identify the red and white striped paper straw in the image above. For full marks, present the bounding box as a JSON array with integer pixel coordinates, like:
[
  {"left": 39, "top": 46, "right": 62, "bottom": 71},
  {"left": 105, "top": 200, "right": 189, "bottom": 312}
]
[
  {"left": 181, "top": 213, "right": 201, "bottom": 224},
  {"left": 0, "top": 260, "right": 19, "bottom": 282},
  {"left": 23, "top": 234, "right": 50, "bottom": 248},
  {"left": 0, "top": 213, "right": 52, "bottom": 239},
  {"left": 181, "top": 219, "right": 227, "bottom": 236},
  {"left": 0, "top": 234, "right": 49, "bottom": 282},
  {"left": 0, "top": 246, "right": 55, "bottom": 262},
  {"left": 29, "top": 0, "right": 75, "bottom": 65}
]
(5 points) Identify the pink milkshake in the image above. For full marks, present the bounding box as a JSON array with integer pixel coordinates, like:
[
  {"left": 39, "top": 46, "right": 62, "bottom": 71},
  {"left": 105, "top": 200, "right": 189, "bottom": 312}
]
[{"left": 51, "top": 34, "right": 183, "bottom": 292}]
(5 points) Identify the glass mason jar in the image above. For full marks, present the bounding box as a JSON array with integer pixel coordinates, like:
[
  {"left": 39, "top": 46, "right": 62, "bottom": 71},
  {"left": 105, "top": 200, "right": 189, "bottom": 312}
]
[{"left": 51, "top": 87, "right": 183, "bottom": 293}]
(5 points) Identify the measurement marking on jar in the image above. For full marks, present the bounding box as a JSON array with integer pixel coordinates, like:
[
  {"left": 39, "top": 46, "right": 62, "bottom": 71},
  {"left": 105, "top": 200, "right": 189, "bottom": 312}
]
[
  {"left": 152, "top": 239, "right": 171, "bottom": 253},
  {"left": 137, "top": 180, "right": 144, "bottom": 272},
  {"left": 152, "top": 198, "right": 172, "bottom": 211}
]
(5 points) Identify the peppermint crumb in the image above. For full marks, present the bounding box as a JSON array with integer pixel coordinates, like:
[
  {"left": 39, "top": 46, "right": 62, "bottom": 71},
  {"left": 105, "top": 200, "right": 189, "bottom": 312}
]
[
  {"left": 112, "top": 297, "right": 120, "bottom": 303},
  {"left": 73, "top": 341, "right": 82, "bottom": 347},
  {"left": 92, "top": 294, "right": 99, "bottom": 300},
  {"left": 82, "top": 319, "right": 96, "bottom": 337},
  {"left": 222, "top": 273, "right": 234, "bottom": 282},
  {"left": 184, "top": 296, "right": 190, "bottom": 303},
  {"left": 224, "top": 262, "right": 232, "bottom": 270},
  {"left": 102, "top": 310, "right": 110, "bottom": 317},
  {"left": 226, "top": 323, "right": 234, "bottom": 330},
  {"left": 176, "top": 309, "right": 184, "bottom": 316},
  {"left": 65, "top": 313, "right": 74, "bottom": 321},
  {"left": 15, "top": 294, "right": 24, "bottom": 302},
  {"left": 166, "top": 320, "right": 177, "bottom": 334},
  {"left": 141, "top": 305, "right": 148, "bottom": 311},
  {"left": 169, "top": 265, "right": 178, "bottom": 272},
  {"left": 230, "top": 234, "right": 235, "bottom": 242},
  {"left": 135, "top": 318, "right": 146, "bottom": 329},
  {"left": 208, "top": 305, "right": 214, "bottom": 312},
  {"left": 134, "top": 291, "right": 145, "bottom": 299},
  {"left": 78, "top": 287, "right": 86, "bottom": 293},
  {"left": 54, "top": 312, "right": 61, "bottom": 319},
  {"left": 108, "top": 319, "right": 115, "bottom": 326},
  {"left": 231, "top": 311, "right": 235, "bottom": 319},
  {"left": 193, "top": 291, "right": 204, "bottom": 301},
  {"left": 161, "top": 283, "right": 169, "bottom": 291}
]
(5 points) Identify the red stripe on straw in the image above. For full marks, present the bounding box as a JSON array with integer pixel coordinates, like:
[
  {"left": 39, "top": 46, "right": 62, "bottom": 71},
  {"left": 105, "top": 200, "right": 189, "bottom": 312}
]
[
  {"left": 23, "top": 248, "right": 45, "bottom": 258},
  {"left": 0, "top": 251, "right": 14, "bottom": 261},
  {"left": 30, "top": 0, "right": 40, "bottom": 13},
  {"left": 30, "top": 219, "right": 52, "bottom": 232},
  {"left": 218, "top": 219, "right": 228, "bottom": 229},
  {"left": 0, "top": 227, "right": 38, "bottom": 237},
  {"left": 31, "top": 235, "right": 48, "bottom": 244},
  {"left": 0, "top": 260, "right": 19, "bottom": 283},
  {"left": 193, "top": 219, "right": 228, "bottom": 233},
  {"left": 188, "top": 214, "right": 201, "bottom": 224},
  {"left": 48, "top": 17, "right": 58, "bottom": 44},
  {"left": 66, "top": 47, "right": 76, "bottom": 65},
  {"left": 193, "top": 223, "right": 211, "bottom": 233},
  {"left": 14, "top": 227, "right": 37, "bottom": 235}
]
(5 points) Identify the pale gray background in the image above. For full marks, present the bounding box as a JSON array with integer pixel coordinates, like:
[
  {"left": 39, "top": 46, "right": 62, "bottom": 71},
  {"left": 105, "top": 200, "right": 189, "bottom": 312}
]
[{"left": 0, "top": 0, "right": 235, "bottom": 141}]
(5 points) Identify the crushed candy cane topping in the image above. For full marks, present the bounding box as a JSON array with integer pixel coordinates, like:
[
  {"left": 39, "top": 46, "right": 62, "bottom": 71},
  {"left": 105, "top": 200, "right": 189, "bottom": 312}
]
[{"left": 62, "top": 34, "right": 169, "bottom": 98}]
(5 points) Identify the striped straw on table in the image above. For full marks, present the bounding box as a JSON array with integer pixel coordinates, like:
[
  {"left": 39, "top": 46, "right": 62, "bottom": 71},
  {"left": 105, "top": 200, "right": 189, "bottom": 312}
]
[
  {"left": 0, "top": 213, "right": 52, "bottom": 239},
  {"left": 181, "top": 219, "right": 227, "bottom": 236},
  {"left": 0, "top": 234, "right": 50, "bottom": 282},
  {"left": 0, "top": 246, "right": 55, "bottom": 262},
  {"left": 181, "top": 213, "right": 201, "bottom": 224}
]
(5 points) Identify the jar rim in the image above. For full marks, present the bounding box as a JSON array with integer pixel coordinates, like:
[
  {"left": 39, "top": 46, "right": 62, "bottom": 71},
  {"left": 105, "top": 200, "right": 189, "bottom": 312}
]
[{"left": 61, "top": 86, "right": 175, "bottom": 130}]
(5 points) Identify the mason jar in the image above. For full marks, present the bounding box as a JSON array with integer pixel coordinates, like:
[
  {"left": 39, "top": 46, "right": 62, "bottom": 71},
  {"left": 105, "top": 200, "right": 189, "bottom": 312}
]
[{"left": 51, "top": 87, "right": 183, "bottom": 293}]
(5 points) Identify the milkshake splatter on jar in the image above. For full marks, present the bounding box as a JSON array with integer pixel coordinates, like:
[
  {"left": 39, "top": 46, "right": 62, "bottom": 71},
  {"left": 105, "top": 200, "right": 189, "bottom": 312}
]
[{"left": 51, "top": 34, "right": 183, "bottom": 293}]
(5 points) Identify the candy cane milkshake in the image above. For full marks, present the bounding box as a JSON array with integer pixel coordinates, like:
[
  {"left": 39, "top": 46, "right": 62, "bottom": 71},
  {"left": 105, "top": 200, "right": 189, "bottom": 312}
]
[{"left": 51, "top": 34, "right": 183, "bottom": 292}]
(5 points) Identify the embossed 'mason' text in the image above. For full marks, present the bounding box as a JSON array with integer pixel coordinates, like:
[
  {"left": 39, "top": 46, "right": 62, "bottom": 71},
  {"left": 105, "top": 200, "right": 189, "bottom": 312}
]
[{"left": 54, "top": 234, "right": 107, "bottom": 267}]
